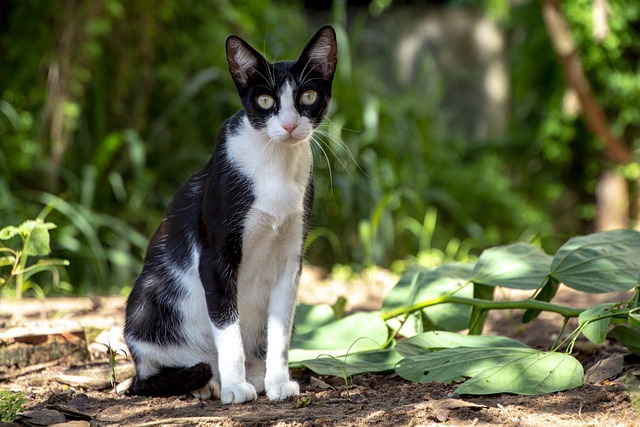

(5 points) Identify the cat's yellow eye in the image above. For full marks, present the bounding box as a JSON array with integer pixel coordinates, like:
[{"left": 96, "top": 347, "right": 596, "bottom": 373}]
[
  {"left": 257, "top": 94, "right": 275, "bottom": 109},
  {"left": 300, "top": 90, "right": 318, "bottom": 106}
]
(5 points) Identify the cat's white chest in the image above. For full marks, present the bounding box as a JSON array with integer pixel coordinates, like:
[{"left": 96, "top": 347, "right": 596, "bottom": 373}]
[{"left": 226, "top": 117, "right": 312, "bottom": 222}]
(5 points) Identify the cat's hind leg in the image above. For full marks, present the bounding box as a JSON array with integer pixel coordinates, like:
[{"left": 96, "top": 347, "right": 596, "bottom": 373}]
[
  {"left": 191, "top": 378, "right": 221, "bottom": 400},
  {"left": 191, "top": 362, "right": 221, "bottom": 400},
  {"left": 126, "top": 362, "right": 213, "bottom": 397}
]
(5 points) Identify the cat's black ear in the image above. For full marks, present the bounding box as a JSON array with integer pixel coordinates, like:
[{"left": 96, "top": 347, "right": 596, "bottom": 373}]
[
  {"left": 298, "top": 25, "right": 337, "bottom": 81},
  {"left": 226, "top": 35, "right": 266, "bottom": 89}
]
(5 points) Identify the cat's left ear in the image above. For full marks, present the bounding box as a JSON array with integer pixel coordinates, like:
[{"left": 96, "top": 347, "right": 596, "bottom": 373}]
[
  {"left": 298, "top": 25, "right": 338, "bottom": 81},
  {"left": 226, "top": 35, "right": 267, "bottom": 89}
]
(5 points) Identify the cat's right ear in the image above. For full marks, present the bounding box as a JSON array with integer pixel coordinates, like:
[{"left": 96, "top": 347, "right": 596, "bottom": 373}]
[{"left": 226, "top": 36, "right": 265, "bottom": 89}]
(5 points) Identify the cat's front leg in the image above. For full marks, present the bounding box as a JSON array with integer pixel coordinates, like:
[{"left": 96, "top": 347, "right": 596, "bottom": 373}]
[
  {"left": 211, "top": 322, "right": 258, "bottom": 404},
  {"left": 200, "top": 251, "right": 257, "bottom": 404},
  {"left": 264, "top": 259, "right": 301, "bottom": 401}
]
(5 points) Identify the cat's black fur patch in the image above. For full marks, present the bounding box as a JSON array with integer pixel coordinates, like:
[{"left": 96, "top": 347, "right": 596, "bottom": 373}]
[{"left": 126, "top": 362, "right": 213, "bottom": 397}]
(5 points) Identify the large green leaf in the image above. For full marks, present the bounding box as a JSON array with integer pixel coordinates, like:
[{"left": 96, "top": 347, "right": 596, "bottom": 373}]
[
  {"left": 289, "top": 312, "right": 388, "bottom": 364},
  {"left": 550, "top": 230, "right": 640, "bottom": 293},
  {"left": 293, "top": 303, "right": 336, "bottom": 336},
  {"left": 396, "top": 331, "right": 530, "bottom": 357},
  {"left": 298, "top": 349, "right": 402, "bottom": 377},
  {"left": 382, "top": 264, "right": 474, "bottom": 335},
  {"left": 471, "top": 243, "right": 552, "bottom": 289},
  {"left": 578, "top": 303, "right": 616, "bottom": 344},
  {"left": 396, "top": 347, "right": 583, "bottom": 395}
]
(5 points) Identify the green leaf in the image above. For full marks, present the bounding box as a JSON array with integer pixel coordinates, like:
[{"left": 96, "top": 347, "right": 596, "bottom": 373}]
[
  {"left": 20, "top": 259, "right": 69, "bottom": 282},
  {"left": 0, "top": 255, "right": 16, "bottom": 267},
  {"left": 382, "top": 264, "right": 474, "bottom": 335},
  {"left": 0, "top": 226, "right": 20, "bottom": 240},
  {"left": 1, "top": 220, "right": 57, "bottom": 256},
  {"left": 298, "top": 348, "right": 402, "bottom": 377},
  {"left": 578, "top": 303, "right": 616, "bottom": 344},
  {"left": 550, "top": 230, "right": 640, "bottom": 293},
  {"left": 24, "top": 224, "right": 52, "bottom": 256},
  {"left": 455, "top": 350, "right": 583, "bottom": 395},
  {"left": 396, "top": 331, "right": 530, "bottom": 357},
  {"left": 629, "top": 310, "right": 640, "bottom": 328},
  {"left": 609, "top": 326, "right": 640, "bottom": 355},
  {"left": 289, "top": 312, "right": 388, "bottom": 364},
  {"left": 396, "top": 347, "right": 583, "bottom": 395},
  {"left": 471, "top": 243, "right": 552, "bottom": 289},
  {"left": 293, "top": 303, "right": 337, "bottom": 336}
]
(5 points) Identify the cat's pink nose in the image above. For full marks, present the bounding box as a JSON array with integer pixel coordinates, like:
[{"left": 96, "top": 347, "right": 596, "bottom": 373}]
[{"left": 282, "top": 123, "right": 298, "bottom": 134}]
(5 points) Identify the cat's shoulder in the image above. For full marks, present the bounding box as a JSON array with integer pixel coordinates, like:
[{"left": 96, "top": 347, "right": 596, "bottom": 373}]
[{"left": 220, "top": 110, "right": 248, "bottom": 139}]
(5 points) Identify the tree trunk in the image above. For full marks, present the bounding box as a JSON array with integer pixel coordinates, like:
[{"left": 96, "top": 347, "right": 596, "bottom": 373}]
[
  {"left": 595, "top": 171, "right": 629, "bottom": 231},
  {"left": 540, "top": 0, "right": 634, "bottom": 232},
  {"left": 540, "top": 0, "right": 631, "bottom": 165}
]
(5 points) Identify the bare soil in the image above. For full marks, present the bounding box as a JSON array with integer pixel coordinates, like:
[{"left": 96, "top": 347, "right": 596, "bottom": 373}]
[{"left": 1, "top": 268, "right": 639, "bottom": 426}]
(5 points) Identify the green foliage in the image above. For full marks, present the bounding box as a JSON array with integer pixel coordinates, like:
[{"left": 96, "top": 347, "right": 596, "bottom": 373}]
[
  {"left": 291, "top": 229, "right": 640, "bottom": 395},
  {"left": 289, "top": 312, "right": 388, "bottom": 365},
  {"left": 550, "top": 230, "right": 640, "bottom": 293},
  {"left": 299, "top": 349, "right": 402, "bottom": 378},
  {"left": 395, "top": 332, "right": 563, "bottom": 394},
  {"left": 0, "top": 218, "right": 69, "bottom": 298},
  {"left": 1, "top": 1, "right": 639, "bottom": 295},
  {"left": 0, "top": 0, "right": 310, "bottom": 293},
  {"left": 396, "top": 345, "right": 583, "bottom": 396},
  {"left": 382, "top": 263, "right": 474, "bottom": 336},
  {"left": 0, "top": 389, "right": 27, "bottom": 422}
]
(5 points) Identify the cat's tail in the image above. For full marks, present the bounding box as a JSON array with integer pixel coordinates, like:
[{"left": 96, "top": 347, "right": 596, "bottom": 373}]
[{"left": 125, "top": 362, "right": 213, "bottom": 397}]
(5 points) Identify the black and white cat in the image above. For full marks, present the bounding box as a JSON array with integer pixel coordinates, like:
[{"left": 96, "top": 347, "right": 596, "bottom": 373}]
[{"left": 123, "top": 26, "right": 337, "bottom": 404}]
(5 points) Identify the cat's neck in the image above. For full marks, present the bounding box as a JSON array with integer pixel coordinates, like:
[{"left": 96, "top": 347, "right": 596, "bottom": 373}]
[
  {"left": 225, "top": 114, "right": 313, "bottom": 219},
  {"left": 227, "top": 115, "right": 312, "bottom": 174}
]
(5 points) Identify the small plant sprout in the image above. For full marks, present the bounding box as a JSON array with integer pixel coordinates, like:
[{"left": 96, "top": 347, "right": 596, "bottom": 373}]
[
  {"left": 107, "top": 339, "right": 129, "bottom": 388},
  {"left": 0, "top": 389, "right": 27, "bottom": 422},
  {"left": 0, "top": 218, "right": 69, "bottom": 299}
]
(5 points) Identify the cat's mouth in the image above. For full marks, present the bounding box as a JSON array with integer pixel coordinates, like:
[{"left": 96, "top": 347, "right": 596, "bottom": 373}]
[{"left": 272, "top": 131, "right": 312, "bottom": 146}]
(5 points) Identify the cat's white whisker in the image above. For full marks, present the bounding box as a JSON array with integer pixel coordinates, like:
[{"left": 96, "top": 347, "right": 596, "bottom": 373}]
[{"left": 310, "top": 133, "right": 334, "bottom": 191}]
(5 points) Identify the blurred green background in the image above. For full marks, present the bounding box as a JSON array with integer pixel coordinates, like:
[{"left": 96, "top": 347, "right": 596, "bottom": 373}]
[{"left": 1, "top": 0, "right": 638, "bottom": 296}]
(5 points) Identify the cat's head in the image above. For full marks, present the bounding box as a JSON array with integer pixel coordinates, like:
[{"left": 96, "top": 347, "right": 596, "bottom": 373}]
[{"left": 226, "top": 26, "right": 337, "bottom": 145}]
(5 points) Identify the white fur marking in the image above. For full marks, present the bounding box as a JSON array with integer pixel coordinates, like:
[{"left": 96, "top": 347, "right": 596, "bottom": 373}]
[{"left": 212, "top": 322, "right": 257, "bottom": 404}]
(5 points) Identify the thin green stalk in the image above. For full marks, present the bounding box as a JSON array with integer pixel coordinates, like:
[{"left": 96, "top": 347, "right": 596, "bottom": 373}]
[
  {"left": 380, "top": 295, "right": 585, "bottom": 321},
  {"left": 552, "top": 310, "right": 631, "bottom": 352},
  {"left": 550, "top": 316, "right": 571, "bottom": 351},
  {"left": 14, "top": 250, "right": 27, "bottom": 299},
  {"left": 381, "top": 313, "right": 410, "bottom": 349}
]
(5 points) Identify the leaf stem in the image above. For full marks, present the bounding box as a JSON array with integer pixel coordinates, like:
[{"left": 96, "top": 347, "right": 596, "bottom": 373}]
[{"left": 380, "top": 295, "right": 585, "bottom": 321}]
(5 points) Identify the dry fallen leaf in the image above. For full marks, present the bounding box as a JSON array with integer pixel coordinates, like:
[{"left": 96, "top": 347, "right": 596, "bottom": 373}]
[{"left": 585, "top": 353, "right": 624, "bottom": 384}]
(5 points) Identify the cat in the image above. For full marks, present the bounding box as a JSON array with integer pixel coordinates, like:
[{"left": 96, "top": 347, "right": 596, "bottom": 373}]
[{"left": 123, "top": 25, "right": 337, "bottom": 404}]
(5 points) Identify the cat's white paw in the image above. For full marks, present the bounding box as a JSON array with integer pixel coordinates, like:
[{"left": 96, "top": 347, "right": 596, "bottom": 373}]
[
  {"left": 220, "top": 382, "right": 257, "bottom": 404},
  {"left": 191, "top": 379, "right": 221, "bottom": 400},
  {"left": 247, "top": 375, "right": 265, "bottom": 394},
  {"left": 266, "top": 380, "right": 299, "bottom": 401}
]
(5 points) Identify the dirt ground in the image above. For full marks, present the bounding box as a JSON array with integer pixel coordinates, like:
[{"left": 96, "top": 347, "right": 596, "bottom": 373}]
[{"left": 1, "top": 267, "right": 639, "bottom": 427}]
